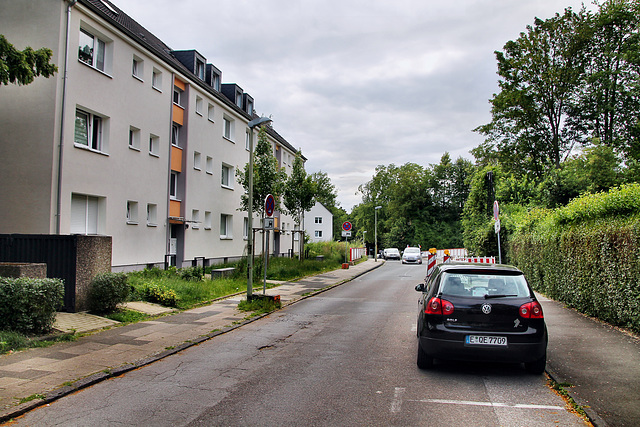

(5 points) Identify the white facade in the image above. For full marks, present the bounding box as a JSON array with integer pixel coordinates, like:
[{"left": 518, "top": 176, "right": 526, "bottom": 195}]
[
  {"left": 0, "top": 0, "right": 300, "bottom": 270},
  {"left": 305, "top": 202, "right": 333, "bottom": 243}
]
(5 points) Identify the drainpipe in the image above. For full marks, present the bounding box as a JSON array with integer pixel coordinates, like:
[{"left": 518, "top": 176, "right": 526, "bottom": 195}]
[{"left": 55, "top": 0, "right": 77, "bottom": 234}]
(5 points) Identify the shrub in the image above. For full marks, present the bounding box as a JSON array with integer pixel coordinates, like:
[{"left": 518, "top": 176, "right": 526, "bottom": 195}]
[
  {"left": 0, "top": 277, "right": 64, "bottom": 334},
  {"left": 142, "top": 283, "right": 179, "bottom": 307},
  {"left": 179, "top": 266, "right": 204, "bottom": 281},
  {"left": 87, "top": 272, "right": 130, "bottom": 314}
]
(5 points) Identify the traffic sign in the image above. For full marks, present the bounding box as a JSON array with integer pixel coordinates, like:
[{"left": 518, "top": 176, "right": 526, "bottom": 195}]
[
  {"left": 342, "top": 221, "right": 352, "bottom": 232},
  {"left": 265, "top": 194, "right": 275, "bottom": 217},
  {"left": 495, "top": 218, "right": 501, "bottom": 234},
  {"left": 493, "top": 201, "right": 499, "bottom": 221}
]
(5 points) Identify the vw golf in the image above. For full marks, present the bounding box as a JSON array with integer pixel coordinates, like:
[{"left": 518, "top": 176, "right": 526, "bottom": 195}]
[{"left": 415, "top": 262, "right": 547, "bottom": 374}]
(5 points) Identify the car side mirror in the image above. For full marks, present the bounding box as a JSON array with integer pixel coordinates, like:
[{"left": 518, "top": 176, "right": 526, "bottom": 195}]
[{"left": 415, "top": 283, "right": 424, "bottom": 292}]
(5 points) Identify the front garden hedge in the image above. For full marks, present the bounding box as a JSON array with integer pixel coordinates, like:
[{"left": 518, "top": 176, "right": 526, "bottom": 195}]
[{"left": 0, "top": 277, "right": 64, "bottom": 334}]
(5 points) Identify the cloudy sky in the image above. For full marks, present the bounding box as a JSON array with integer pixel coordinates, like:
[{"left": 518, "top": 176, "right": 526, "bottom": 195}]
[{"left": 121, "top": 0, "right": 591, "bottom": 211}]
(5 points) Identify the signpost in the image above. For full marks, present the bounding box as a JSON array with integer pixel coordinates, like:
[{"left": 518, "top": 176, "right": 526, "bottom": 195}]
[
  {"left": 342, "top": 222, "right": 352, "bottom": 267},
  {"left": 493, "top": 201, "right": 502, "bottom": 264},
  {"left": 263, "top": 194, "right": 275, "bottom": 294}
]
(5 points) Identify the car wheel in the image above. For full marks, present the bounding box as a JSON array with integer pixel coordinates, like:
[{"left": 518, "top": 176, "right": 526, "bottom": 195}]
[
  {"left": 524, "top": 353, "right": 546, "bottom": 375},
  {"left": 417, "top": 343, "right": 434, "bottom": 370}
]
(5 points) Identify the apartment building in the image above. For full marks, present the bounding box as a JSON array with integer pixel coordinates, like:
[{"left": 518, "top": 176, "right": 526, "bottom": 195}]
[{"left": 0, "top": 0, "right": 300, "bottom": 270}]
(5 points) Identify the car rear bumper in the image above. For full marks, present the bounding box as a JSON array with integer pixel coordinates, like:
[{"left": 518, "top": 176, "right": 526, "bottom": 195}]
[{"left": 418, "top": 333, "right": 547, "bottom": 363}]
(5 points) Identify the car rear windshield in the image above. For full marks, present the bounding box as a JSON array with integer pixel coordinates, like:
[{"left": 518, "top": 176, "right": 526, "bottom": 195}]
[{"left": 439, "top": 272, "right": 530, "bottom": 298}]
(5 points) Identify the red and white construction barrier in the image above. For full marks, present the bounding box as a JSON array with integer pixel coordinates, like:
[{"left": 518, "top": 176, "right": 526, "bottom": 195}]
[
  {"left": 349, "top": 247, "right": 366, "bottom": 262},
  {"left": 453, "top": 256, "right": 496, "bottom": 264},
  {"left": 426, "top": 253, "right": 437, "bottom": 277}
]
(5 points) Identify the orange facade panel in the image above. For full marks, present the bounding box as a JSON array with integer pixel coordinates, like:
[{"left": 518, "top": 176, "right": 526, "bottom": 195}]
[
  {"left": 174, "top": 77, "right": 186, "bottom": 91},
  {"left": 170, "top": 199, "right": 181, "bottom": 218},
  {"left": 171, "top": 145, "right": 183, "bottom": 172},
  {"left": 172, "top": 104, "right": 184, "bottom": 126}
]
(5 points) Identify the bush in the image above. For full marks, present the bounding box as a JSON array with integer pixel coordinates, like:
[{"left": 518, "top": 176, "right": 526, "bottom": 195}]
[
  {"left": 179, "top": 266, "right": 204, "bottom": 281},
  {"left": 0, "top": 277, "right": 64, "bottom": 334},
  {"left": 141, "top": 283, "right": 179, "bottom": 307},
  {"left": 87, "top": 272, "right": 130, "bottom": 314}
]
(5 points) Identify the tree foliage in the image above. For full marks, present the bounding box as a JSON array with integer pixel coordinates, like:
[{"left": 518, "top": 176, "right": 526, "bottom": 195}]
[
  {"left": 236, "top": 126, "right": 287, "bottom": 217},
  {"left": 0, "top": 35, "right": 57, "bottom": 86}
]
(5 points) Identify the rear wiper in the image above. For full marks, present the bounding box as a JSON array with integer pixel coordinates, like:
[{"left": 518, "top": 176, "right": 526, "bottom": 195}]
[{"left": 484, "top": 294, "right": 518, "bottom": 299}]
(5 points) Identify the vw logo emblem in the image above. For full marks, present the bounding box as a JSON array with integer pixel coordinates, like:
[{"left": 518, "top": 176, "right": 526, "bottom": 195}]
[{"left": 481, "top": 303, "right": 492, "bottom": 314}]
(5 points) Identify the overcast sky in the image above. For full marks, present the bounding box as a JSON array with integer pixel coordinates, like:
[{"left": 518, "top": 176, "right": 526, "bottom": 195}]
[{"left": 121, "top": 0, "right": 591, "bottom": 211}]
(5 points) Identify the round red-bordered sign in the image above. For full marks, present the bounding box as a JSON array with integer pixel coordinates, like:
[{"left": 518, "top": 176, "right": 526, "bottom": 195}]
[
  {"left": 265, "top": 194, "right": 275, "bottom": 217},
  {"left": 342, "top": 221, "right": 352, "bottom": 231}
]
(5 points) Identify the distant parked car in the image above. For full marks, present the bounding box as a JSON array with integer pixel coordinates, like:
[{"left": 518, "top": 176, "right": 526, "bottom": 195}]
[
  {"left": 414, "top": 262, "right": 548, "bottom": 374},
  {"left": 383, "top": 248, "right": 401, "bottom": 260},
  {"left": 402, "top": 247, "right": 422, "bottom": 264}
]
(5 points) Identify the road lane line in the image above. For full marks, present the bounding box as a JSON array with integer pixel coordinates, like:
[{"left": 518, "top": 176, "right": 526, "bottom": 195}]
[
  {"left": 410, "top": 398, "right": 565, "bottom": 411},
  {"left": 391, "top": 387, "right": 406, "bottom": 413}
]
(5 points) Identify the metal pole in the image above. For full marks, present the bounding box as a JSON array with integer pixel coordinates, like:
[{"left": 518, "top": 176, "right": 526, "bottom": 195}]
[
  {"left": 264, "top": 227, "right": 269, "bottom": 294},
  {"left": 374, "top": 209, "right": 378, "bottom": 261},
  {"left": 247, "top": 130, "right": 255, "bottom": 298}
]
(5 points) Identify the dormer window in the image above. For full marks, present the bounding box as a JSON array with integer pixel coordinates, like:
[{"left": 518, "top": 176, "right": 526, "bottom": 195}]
[
  {"left": 196, "top": 59, "right": 205, "bottom": 80},
  {"left": 236, "top": 92, "right": 243, "bottom": 108}
]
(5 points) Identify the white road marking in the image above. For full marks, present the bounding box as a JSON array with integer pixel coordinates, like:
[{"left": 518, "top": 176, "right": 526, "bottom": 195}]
[
  {"left": 410, "top": 398, "right": 565, "bottom": 411},
  {"left": 390, "top": 387, "right": 406, "bottom": 413}
]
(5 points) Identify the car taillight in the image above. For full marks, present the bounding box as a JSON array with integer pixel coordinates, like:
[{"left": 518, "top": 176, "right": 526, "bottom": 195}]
[
  {"left": 425, "top": 297, "right": 454, "bottom": 315},
  {"left": 519, "top": 301, "right": 544, "bottom": 319}
]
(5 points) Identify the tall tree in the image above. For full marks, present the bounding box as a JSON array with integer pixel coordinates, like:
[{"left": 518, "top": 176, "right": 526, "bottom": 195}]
[
  {"left": 474, "top": 7, "right": 589, "bottom": 177},
  {"left": 567, "top": 0, "right": 640, "bottom": 159},
  {"left": 0, "top": 35, "right": 57, "bottom": 85},
  {"left": 283, "top": 151, "right": 316, "bottom": 259},
  {"left": 311, "top": 170, "right": 338, "bottom": 209}
]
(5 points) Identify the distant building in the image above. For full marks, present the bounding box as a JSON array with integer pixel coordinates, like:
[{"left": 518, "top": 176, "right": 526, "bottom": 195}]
[
  {"left": 0, "top": 0, "right": 303, "bottom": 270},
  {"left": 305, "top": 202, "right": 333, "bottom": 243}
]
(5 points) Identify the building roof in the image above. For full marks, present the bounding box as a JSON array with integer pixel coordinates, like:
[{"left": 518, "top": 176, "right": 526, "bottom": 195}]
[{"left": 79, "top": 0, "right": 300, "bottom": 157}]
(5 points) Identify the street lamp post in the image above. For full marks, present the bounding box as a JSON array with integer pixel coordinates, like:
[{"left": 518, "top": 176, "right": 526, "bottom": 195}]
[
  {"left": 374, "top": 205, "right": 382, "bottom": 261},
  {"left": 247, "top": 117, "right": 272, "bottom": 299}
]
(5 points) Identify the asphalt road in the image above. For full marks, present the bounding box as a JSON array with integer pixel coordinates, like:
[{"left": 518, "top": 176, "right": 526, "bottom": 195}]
[{"left": 13, "top": 262, "right": 586, "bottom": 426}]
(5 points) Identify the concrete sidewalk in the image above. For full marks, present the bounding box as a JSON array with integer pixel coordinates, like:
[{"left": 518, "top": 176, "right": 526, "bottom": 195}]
[
  {"left": 0, "top": 259, "right": 384, "bottom": 422},
  {"left": 539, "top": 294, "right": 640, "bottom": 427}
]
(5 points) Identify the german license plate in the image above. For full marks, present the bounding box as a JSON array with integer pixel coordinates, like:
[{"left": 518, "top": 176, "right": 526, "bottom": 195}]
[{"left": 466, "top": 335, "right": 507, "bottom": 346}]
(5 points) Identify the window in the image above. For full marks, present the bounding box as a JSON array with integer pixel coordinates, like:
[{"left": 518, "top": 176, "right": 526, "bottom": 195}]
[
  {"left": 196, "top": 60, "right": 205, "bottom": 80},
  {"left": 192, "top": 209, "right": 200, "bottom": 229},
  {"left": 220, "top": 214, "right": 232, "bottom": 238},
  {"left": 206, "top": 156, "right": 213, "bottom": 174},
  {"left": 221, "top": 164, "right": 233, "bottom": 188},
  {"left": 173, "top": 86, "right": 183, "bottom": 107},
  {"left": 195, "top": 96, "right": 203, "bottom": 115},
  {"left": 126, "top": 200, "right": 138, "bottom": 224},
  {"left": 147, "top": 203, "right": 157, "bottom": 226},
  {"left": 170, "top": 172, "right": 178, "bottom": 199},
  {"left": 315, "top": 217, "right": 323, "bottom": 224},
  {"left": 129, "top": 126, "right": 140, "bottom": 150},
  {"left": 132, "top": 56, "right": 143, "bottom": 80},
  {"left": 211, "top": 71, "right": 220, "bottom": 91},
  {"left": 152, "top": 68, "right": 162, "bottom": 91},
  {"left": 149, "top": 134, "right": 159, "bottom": 156},
  {"left": 245, "top": 129, "right": 251, "bottom": 150},
  {"left": 75, "top": 108, "right": 105, "bottom": 152},
  {"left": 207, "top": 103, "right": 215, "bottom": 122},
  {"left": 78, "top": 28, "right": 107, "bottom": 72},
  {"left": 194, "top": 151, "right": 201, "bottom": 170},
  {"left": 71, "top": 194, "right": 101, "bottom": 234},
  {"left": 294, "top": 225, "right": 300, "bottom": 241},
  {"left": 223, "top": 116, "right": 234, "bottom": 141},
  {"left": 315, "top": 230, "right": 323, "bottom": 238},
  {"left": 246, "top": 99, "right": 254, "bottom": 115},
  {"left": 172, "top": 124, "right": 181, "bottom": 147},
  {"left": 204, "top": 211, "right": 212, "bottom": 230},
  {"left": 243, "top": 217, "right": 249, "bottom": 239}
]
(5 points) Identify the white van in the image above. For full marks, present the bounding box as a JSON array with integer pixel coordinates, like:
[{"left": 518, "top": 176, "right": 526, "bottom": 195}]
[{"left": 383, "top": 248, "right": 401, "bottom": 260}]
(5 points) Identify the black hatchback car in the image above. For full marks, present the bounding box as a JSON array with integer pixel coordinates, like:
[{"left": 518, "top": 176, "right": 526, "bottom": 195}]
[{"left": 415, "top": 262, "right": 547, "bottom": 374}]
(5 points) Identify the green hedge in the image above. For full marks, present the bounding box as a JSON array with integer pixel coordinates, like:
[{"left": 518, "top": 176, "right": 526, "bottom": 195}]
[
  {"left": 0, "top": 277, "right": 64, "bottom": 334},
  {"left": 509, "top": 184, "right": 640, "bottom": 332}
]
